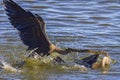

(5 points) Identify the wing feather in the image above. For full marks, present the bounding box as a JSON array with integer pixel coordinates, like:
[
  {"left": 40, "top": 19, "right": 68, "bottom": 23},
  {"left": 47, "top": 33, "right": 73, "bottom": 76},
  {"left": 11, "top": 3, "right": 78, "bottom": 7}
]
[{"left": 3, "top": 0, "right": 54, "bottom": 55}]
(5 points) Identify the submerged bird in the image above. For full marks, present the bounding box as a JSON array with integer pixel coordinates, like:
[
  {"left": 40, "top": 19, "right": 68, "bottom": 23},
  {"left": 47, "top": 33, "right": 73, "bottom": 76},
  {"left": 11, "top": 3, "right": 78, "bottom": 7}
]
[{"left": 3, "top": 0, "right": 110, "bottom": 68}]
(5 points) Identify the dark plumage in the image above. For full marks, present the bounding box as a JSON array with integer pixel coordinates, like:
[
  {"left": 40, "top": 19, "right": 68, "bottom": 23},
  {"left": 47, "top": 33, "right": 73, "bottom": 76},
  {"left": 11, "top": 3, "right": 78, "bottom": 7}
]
[
  {"left": 3, "top": 0, "right": 102, "bottom": 68},
  {"left": 75, "top": 54, "right": 99, "bottom": 68},
  {"left": 3, "top": 0, "right": 60, "bottom": 56}
]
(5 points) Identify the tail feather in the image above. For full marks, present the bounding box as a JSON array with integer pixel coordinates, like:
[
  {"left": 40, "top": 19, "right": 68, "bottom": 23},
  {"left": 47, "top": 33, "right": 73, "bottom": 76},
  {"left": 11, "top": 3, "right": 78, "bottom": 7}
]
[{"left": 75, "top": 54, "right": 99, "bottom": 68}]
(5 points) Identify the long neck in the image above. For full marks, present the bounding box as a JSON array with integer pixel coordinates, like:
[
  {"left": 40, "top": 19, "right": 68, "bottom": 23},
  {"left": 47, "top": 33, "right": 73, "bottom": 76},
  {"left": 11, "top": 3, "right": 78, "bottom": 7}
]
[{"left": 49, "top": 44, "right": 61, "bottom": 53}]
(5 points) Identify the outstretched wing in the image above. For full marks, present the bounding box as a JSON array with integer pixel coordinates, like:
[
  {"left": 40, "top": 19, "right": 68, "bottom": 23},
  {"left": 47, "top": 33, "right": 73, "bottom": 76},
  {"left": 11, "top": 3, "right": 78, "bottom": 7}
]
[{"left": 3, "top": 0, "right": 57, "bottom": 55}]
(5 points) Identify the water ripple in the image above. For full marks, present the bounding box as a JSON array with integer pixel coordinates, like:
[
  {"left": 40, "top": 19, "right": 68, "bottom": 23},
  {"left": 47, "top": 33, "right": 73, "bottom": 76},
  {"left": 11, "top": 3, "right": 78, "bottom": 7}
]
[{"left": 0, "top": 0, "right": 120, "bottom": 80}]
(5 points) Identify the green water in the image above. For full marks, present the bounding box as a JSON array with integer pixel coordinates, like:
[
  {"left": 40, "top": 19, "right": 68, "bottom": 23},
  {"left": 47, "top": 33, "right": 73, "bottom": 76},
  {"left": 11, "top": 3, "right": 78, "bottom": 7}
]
[{"left": 0, "top": 0, "right": 120, "bottom": 80}]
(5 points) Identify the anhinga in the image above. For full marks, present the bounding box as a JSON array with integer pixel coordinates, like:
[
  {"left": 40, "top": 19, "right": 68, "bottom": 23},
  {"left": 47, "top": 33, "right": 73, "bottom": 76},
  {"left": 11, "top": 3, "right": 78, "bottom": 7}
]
[{"left": 3, "top": 0, "right": 110, "bottom": 68}]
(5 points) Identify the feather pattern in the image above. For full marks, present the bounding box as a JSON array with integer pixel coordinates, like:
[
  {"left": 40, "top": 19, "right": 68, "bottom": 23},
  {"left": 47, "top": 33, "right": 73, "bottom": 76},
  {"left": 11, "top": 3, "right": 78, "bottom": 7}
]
[{"left": 3, "top": 0, "right": 58, "bottom": 56}]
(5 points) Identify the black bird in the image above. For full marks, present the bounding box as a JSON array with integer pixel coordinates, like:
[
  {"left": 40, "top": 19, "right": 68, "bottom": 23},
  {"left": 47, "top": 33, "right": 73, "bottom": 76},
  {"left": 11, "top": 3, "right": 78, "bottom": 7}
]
[
  {"left": 3, "top": 0, "right": 100, "bottom": 67},
  {"left": 3, "top": 0, "right": 62, "bottom": 56}
]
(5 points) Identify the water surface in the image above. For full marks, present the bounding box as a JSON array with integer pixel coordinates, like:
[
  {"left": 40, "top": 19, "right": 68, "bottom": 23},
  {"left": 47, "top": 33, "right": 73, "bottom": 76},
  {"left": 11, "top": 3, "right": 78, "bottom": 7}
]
[{"left": 0, "top": 0, "right": 120, "bottom": 80}]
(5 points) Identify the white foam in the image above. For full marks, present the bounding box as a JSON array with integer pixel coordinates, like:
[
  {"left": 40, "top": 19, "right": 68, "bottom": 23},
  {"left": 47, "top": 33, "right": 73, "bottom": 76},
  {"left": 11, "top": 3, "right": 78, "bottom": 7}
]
[{"left": 0, "top": 60, "right": 21, "bottom": 72}]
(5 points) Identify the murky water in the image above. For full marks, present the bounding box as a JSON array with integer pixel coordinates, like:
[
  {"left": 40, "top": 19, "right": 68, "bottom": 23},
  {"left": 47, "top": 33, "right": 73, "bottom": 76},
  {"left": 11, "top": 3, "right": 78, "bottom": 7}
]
[{"left": 0, "top": 0, "right": 120, "bottom": 80}]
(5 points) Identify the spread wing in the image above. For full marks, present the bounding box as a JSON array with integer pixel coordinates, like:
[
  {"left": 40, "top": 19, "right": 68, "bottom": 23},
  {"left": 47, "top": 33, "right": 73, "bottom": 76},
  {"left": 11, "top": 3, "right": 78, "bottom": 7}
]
[{"left": 3, "top": 0, "right": 58, "bottom": 56}]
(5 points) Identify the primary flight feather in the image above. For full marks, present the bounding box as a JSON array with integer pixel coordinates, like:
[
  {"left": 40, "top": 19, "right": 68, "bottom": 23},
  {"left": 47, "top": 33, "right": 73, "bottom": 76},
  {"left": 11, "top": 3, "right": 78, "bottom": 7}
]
[
  {"left": 3, "top": 0, "right": 109, "bottom": 69},
  {"left": 3, "top": 0, "right": 60, "bottom": 56}
]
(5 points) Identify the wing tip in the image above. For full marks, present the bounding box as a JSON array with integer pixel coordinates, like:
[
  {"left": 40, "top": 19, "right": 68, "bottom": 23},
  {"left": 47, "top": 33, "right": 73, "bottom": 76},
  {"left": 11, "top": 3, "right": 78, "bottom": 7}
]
[
  {"left": 3, "top": 0, "right": 13, "bottom": 4},
  {"left": 3, "top": 0, "right": 15, "bottom": 9}
]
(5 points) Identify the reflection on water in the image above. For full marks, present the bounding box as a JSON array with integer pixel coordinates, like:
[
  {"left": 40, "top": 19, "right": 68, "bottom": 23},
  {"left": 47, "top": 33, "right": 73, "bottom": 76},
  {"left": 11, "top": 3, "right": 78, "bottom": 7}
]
[{"left": 0, "top": 0, "right": 120, "bottom": 80}]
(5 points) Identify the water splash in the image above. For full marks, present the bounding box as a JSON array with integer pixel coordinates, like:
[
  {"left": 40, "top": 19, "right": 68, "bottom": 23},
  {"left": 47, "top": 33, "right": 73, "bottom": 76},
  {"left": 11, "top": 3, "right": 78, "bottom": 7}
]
[{"left": 0, "top": 59, "right": 21, "bottom": 72}]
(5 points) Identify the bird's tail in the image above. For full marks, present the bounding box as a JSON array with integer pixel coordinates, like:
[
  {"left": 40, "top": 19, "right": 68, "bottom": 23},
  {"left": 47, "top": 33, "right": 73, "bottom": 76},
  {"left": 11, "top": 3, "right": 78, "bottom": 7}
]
[{"left": 75, "top": 54, "right": 99, "bottom": 68}]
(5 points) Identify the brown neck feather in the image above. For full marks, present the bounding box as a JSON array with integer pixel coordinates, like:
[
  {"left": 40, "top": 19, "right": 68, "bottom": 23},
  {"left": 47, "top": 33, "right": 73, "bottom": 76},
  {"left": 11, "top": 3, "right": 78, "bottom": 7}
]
[{"left": 49, "top": 44, "right": 61, "bottom": 53}]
